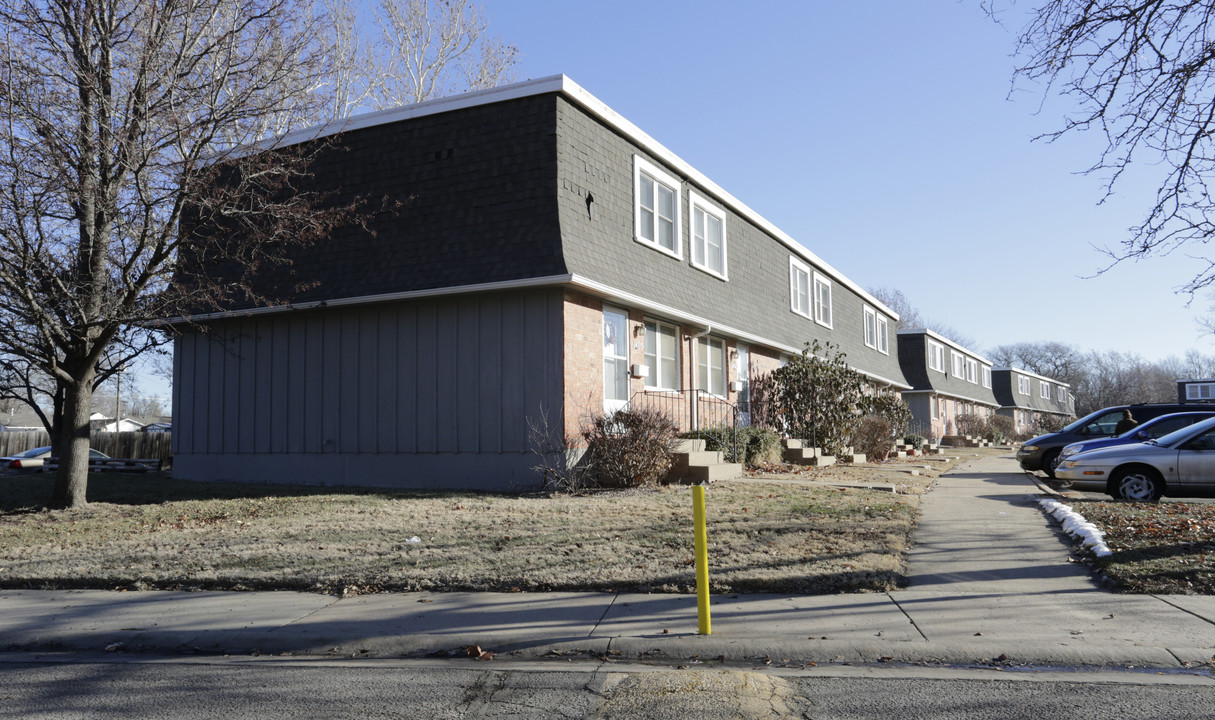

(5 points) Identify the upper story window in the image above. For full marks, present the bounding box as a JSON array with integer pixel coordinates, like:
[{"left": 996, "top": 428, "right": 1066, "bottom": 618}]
[
  {"left": 698, "top": 337, "right": 726, "bottom": 396},
  {"left": 789, "top": 257, "right": 811, "bottom": 318},
  {"left": 644, "top": 320, "right": 680, "bottom": 391},
  {"left": 876, "top": 316, "right": 889, "bottom": 354},
  {"left": 928, "top": 341, "right": 945, "bottom": 372},
  {"left": 634, "top": 156, "right": 681, "bottom": 258},
  {"left": 1057, "top": 386, "right": 1067, "bottom": 402},
  {"left": 981, "top": 366, "right": 992, "bottom": 389},
  {"left": 813, "top": 272, "right": 832, "bottom": 328},
  {"left": 863, "top": 306, "right": 878, "bottom": 349},
  {"left": 689, "top": 191, "right": 727, "bottom": 279},
  {"left": 1040, "top": 381, "right": 1051, "bottom": 399},
  {"left": 1188, "top": 383, "right": 1214, "bottom": 400},
  {"left": 951, "top": 351, "right": 964, "bottom": 378},
  {"left": 1018, "top": 376, "right": 1030, "bottom": 395},
  {"left": 965, "top": 358, "right": 978, "bottom": 384}
]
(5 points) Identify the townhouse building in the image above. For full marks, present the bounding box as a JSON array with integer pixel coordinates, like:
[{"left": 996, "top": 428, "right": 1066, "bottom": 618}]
[
  {"left": 992, "top": 368, "right": 1075, "bottom": 436},
  {"left": 170, "top": 76, "right": 909, "bottom": 490},
  {"left": 896, "top": 329, "right": 998, "bottom": 440}
]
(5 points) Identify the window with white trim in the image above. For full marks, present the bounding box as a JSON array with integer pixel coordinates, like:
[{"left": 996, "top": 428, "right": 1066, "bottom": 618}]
[
  {"left": 863, "top": 306, "right": 878, "bottom": 349},
  {"left": 789, "top": 257, "right": 811, "bottom": 318},
  {"left": 1188, "top": 383, "right": 1214, "bottom": 400},
  {"left": 951, "top": 351, "right": 964, "bottom": 378},
  {"left": 633, "top": 156, "right": 681, "bottom": 258},
  {"left": 965, "top": 358, "right": 978, "bottom": 384},
  {"left": 928, "top": 341, "right": 945, "bottom": 372},
  {"left": 981, "top": 366, "right": 992, "bottom": 389},
  {"left": 1018, "top": 376, "right": 1030, "bottom": 395},
  {"left": 1057, "top": 386, "right": 1067, "bottom": 402},
  {"left": 931, "top": 396, "right": 939, "bottom": 420},
  {"left": 689, "top": 191, "right": 727, "bottom": 279},
  {"left": 698, "top": 337, "right": 726, "bottom": 396},
  {"left": 813, "top": 272, "right": 832, "bottom": 328},
  {"left": 643, "top": 320, "right": 680, "bottom": 391},
  {"left": 876, "top": 315, "right": 888, "bottom": 354},
  {"left": 1040, "top": 381, "right": 1050, "bottom": 399}
]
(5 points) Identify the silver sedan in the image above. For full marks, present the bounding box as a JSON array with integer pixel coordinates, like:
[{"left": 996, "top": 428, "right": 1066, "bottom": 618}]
[{"left": 1055, "top": 415, "right": 1215, "bottom": 502}]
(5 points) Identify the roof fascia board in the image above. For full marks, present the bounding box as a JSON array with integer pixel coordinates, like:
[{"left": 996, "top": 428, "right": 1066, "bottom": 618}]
[
  {"left": 900, "top": 388, "right": 1000, "bottom": 407},
  {"left": 992, "top": 366, "right": 1070, "bottom": 388},
  {"left": 898, "top": 328, "right": 992, "bottom": 366}
]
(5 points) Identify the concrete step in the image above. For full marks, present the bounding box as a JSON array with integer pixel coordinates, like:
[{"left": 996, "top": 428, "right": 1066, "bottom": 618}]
[
  {"left": 671, "top": 463, "right": 744, "bottom": 483},
  {"left": 839, "top": 453, "right": 866, "bottom": 464},
  {"left": 673, "top": 438, "right": 707, "bottom": 454},
  {"left": 672, "top": 450, "right": 725, "bottom": 468}
]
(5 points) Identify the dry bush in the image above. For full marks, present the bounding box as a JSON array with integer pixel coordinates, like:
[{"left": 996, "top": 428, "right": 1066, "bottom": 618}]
[
  {"left": 954, "top": 413, "right": 987, "bottom": 437},
  {"left": 852, "top": 415, "right": 894, "bottom": 461},
  {"left": 581, "top": 407, "right": 679, "bottom": 488},
  {"left": 987, "top": 414, "right": 1015, "bottom": 444}
]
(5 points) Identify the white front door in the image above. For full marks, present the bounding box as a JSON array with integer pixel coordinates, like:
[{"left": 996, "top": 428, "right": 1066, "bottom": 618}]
[{"left": 603, "top": 307, "right": 630, "bottom": 415}]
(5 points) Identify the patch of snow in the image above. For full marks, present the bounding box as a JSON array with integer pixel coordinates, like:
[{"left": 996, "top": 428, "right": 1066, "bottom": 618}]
[{"left": 1038, "top": 499, "right": 1112, "bottom": 558}]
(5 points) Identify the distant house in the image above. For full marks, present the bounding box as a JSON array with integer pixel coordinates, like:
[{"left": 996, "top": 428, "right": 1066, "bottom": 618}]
[
  {"left": 896, "top": 329, "right": 998, "bottom": 440},
  {"left": 1178, "top": 378, "right": 1215, "bottom": 404},
  {"left": 170, "top": 75, "right": 910, "bottom": 491},
  {"left": 992, "top": 368, "right": 1074, "bottom": 435}
]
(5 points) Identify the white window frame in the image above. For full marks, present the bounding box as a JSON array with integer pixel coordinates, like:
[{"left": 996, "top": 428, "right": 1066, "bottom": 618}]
[
  {"left": 1057, "top": 386, "right": 1066, "bottom": 402},
  {"left": 1018, "top": 376, "right": 1030, "bottom": 395},
  {"left": 1040, "top": 381, "right": 1051, "bottom": 399},
  {"left": 643, "top": 320, "right": 680, "bottom": 392},
  {"left": 965, "top": 358, "right": 978, "bottom": 384},
  {"left": 981, "top": 366, "right": 992, "bottom": 389},
  {"left": 698, "top": 336, "right": 726, "bottom": 397},
  {"left": 689, "top": 190, "right": 727, "bottom": 280},
  {"left": 928, "top": 341, "right": 945, "bottom": 373},
  {"left": 633, "top": 155, "right": 682, "bottom": 259},
  {"left": 1189, "top": 383, "right": 1214, "bottom": 400},
  {"left": 789, "top": 257, "right": 811, "bottom": 318},
  {"left": 876, "top": 315, "right": 889, "bottom": 354},
  {"left": 863, "top": 305, "right": 878, "bottom": 349},
  {"left": 951, "top": 351, "right": 964, "bottom": 379},
  {"left": 813, "top": 271, "right": 833, "bottom": 329}
]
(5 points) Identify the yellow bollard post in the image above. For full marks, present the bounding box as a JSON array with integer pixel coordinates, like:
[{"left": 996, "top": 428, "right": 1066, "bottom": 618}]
[{"left": 692, "top": 484, "right": 711, "bottom": 635}]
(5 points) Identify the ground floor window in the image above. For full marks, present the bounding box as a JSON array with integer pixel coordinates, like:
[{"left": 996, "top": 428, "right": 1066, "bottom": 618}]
[{"left": 698, "top": 337, "right": 726, "bottom": 396}]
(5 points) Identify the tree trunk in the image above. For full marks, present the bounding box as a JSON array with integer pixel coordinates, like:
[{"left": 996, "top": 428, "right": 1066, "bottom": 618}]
[{"left": 51, "top": 379, "right": 94, "bottom": 509}]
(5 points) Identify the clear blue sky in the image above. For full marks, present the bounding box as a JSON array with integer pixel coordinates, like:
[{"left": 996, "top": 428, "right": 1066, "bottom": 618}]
[
  {"left": 138, "top": 0, "right": 1214, "bottom": 403},
  {"left": 483, "top": 0, "right": 1214, "bottom": 363}
]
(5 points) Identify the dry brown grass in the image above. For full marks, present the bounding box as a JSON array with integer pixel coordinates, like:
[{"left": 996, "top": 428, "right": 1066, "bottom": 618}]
[{"left": 0, "top": 452, "right": 988, "bottom": 596}]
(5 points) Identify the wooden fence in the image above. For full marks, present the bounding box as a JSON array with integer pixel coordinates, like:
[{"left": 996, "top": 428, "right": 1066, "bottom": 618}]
[{"left": 0, "top": 430, "right": 172, "bottom": 465}]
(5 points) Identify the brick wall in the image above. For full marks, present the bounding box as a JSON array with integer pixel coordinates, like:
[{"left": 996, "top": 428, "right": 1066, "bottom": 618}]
[{"left": 563, "top": 291, "right": 603, "bottom": 442}]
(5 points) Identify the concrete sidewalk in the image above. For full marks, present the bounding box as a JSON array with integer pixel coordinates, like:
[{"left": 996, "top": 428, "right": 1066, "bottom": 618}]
[{"left": 2, "top": 455, "right": 1213, "bottom": 669}]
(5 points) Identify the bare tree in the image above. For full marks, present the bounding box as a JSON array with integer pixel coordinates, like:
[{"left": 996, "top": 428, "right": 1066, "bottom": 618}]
[
  {"left": 867, "top": 285, "right": 978, "bottom": 348},
  {"left": 994, "top": 0, "right": 1215, "bottom": 295},
  {"left": 371, "top": 0, "right": 517, "bottom": 108},
  {"left": 0, "top": 0, "right": 359, "bottom": 508}
]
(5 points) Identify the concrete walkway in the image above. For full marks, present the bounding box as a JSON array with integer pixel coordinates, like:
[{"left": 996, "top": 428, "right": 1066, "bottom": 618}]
[{"left": 2, "top": 454, "right": 1213, "bottom": 669}]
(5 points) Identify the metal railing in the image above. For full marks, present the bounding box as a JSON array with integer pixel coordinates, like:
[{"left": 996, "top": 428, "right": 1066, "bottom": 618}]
[{"left": 628, "top": 389, "right": 740, "bottom": 463}]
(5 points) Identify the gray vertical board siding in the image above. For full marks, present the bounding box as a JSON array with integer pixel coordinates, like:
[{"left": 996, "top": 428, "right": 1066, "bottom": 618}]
[
  {"left": 376, "top": 305, "right": 398, "bottom": 453},
  {"left": 237, "top": 321, "right": 257, "bottom": 454},
  {"left": 174, "top": 333, "right": 190, "bottom": 454},
  {"left": 358, "top": 307, "right": 379, "bottom": 453},
  {"left": 253, "top": 318, "right": 273, "bottom": 452},
  {"left": 173, "top": 289, "right": 564, "bottom": 489},
  {"left": 552, "top": 96, "right": 906, "bottom": 387},
  {"left": 396, "top": 305, "right": 418, "bottom": 452}
]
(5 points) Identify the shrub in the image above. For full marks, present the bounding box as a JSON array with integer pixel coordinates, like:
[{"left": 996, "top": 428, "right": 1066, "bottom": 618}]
[
  {"left": 1037, "top": 414, "right": 1070, "bottom": 434},
  {"left": 682, "top": 425, "right": 781, "bottom": 466},
  {"left": 581, "top": 407, "right": 679, "bottom": 488},
  {"left": 865, "top": 394, "right": 911, "bottom": 439},
  {"left": 903, "top": 433, "right": 925, "bottom": 450},
  {"left": 987, "top": 415, "right": 1015, "bottom": 444},
  {"left": 954, "top": 413, "right": 987, "bottom": 438},
  {"left": 853, "top": 415, "right": 894, "bottom": 461}
]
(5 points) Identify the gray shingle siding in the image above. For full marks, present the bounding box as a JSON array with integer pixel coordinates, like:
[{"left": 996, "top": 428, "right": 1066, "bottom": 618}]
[
  {"left": 992, "top": 369, "right": 1071, "bottom": 415},
  {"left": 896, "top": 332, "right": 997, "bottom": 405},
  {"left": 553, "top": 97, "right": 906, "bottom": 386}
]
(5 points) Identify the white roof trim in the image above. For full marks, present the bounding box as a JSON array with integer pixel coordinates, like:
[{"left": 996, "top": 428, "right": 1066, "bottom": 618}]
[
  {"left": 263, "top": 74, "right": 900, "bottom": 322},
  {"left": 992, "top": 366, "right": 1070, "bottom": 388},
  {"left": 898, "top": 328, "right": 992, "bottom": 365}
]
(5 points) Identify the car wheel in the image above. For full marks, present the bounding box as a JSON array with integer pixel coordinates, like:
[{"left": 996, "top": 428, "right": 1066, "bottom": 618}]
[
  {"left": 1112, "top": 466, "right": 1164, "bottom": 502},
  {"left": 1041, "top": 450, "right": 1061, "bottom": 479}
]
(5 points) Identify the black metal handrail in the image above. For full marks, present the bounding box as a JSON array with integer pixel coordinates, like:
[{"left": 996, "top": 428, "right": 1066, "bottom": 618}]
[{"left": 627, "top": 389, "right": 740, "bottom": 463}]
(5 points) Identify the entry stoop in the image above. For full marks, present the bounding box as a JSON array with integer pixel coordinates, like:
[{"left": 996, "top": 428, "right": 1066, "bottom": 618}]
[
  {"left": 668, "top": 438, "right": 743, "bottom": 484},
  {"left": 781, "top": 439, "right": 836, "bottom": 467}
]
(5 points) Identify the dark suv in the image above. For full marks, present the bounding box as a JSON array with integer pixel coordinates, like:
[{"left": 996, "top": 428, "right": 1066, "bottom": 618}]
[{"left": 1017, "top": 403, "right": 1195, "bottom": 477}]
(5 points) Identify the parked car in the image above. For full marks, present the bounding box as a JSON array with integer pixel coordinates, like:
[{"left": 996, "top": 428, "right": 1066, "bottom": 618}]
[
  {"left": 1055, "top": 416, "right": 1215, "bottom": 501},
  {"left": 1057, "top": 411, "right": 1215, "bottom": 464},
  {"left": 0, "top": 446, "right": 110, "bottom": 473},
  {"left": 1017, "top": 403, "right": 1194, "bottom": 478}
]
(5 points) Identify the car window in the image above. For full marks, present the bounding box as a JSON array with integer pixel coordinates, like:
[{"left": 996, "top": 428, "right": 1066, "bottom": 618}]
[
  {"left": 1148, "top": 417, "right": 1196, "bottom": 436},
  {"left": 18, "top": 446, "right": 50, "bottom": 458},
  {"left": 1182, "top": 429, "right": 1215, "bottom": 451},
  {"left": 1085, "top": 411, "right": 1123, "bottom": 435}
]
